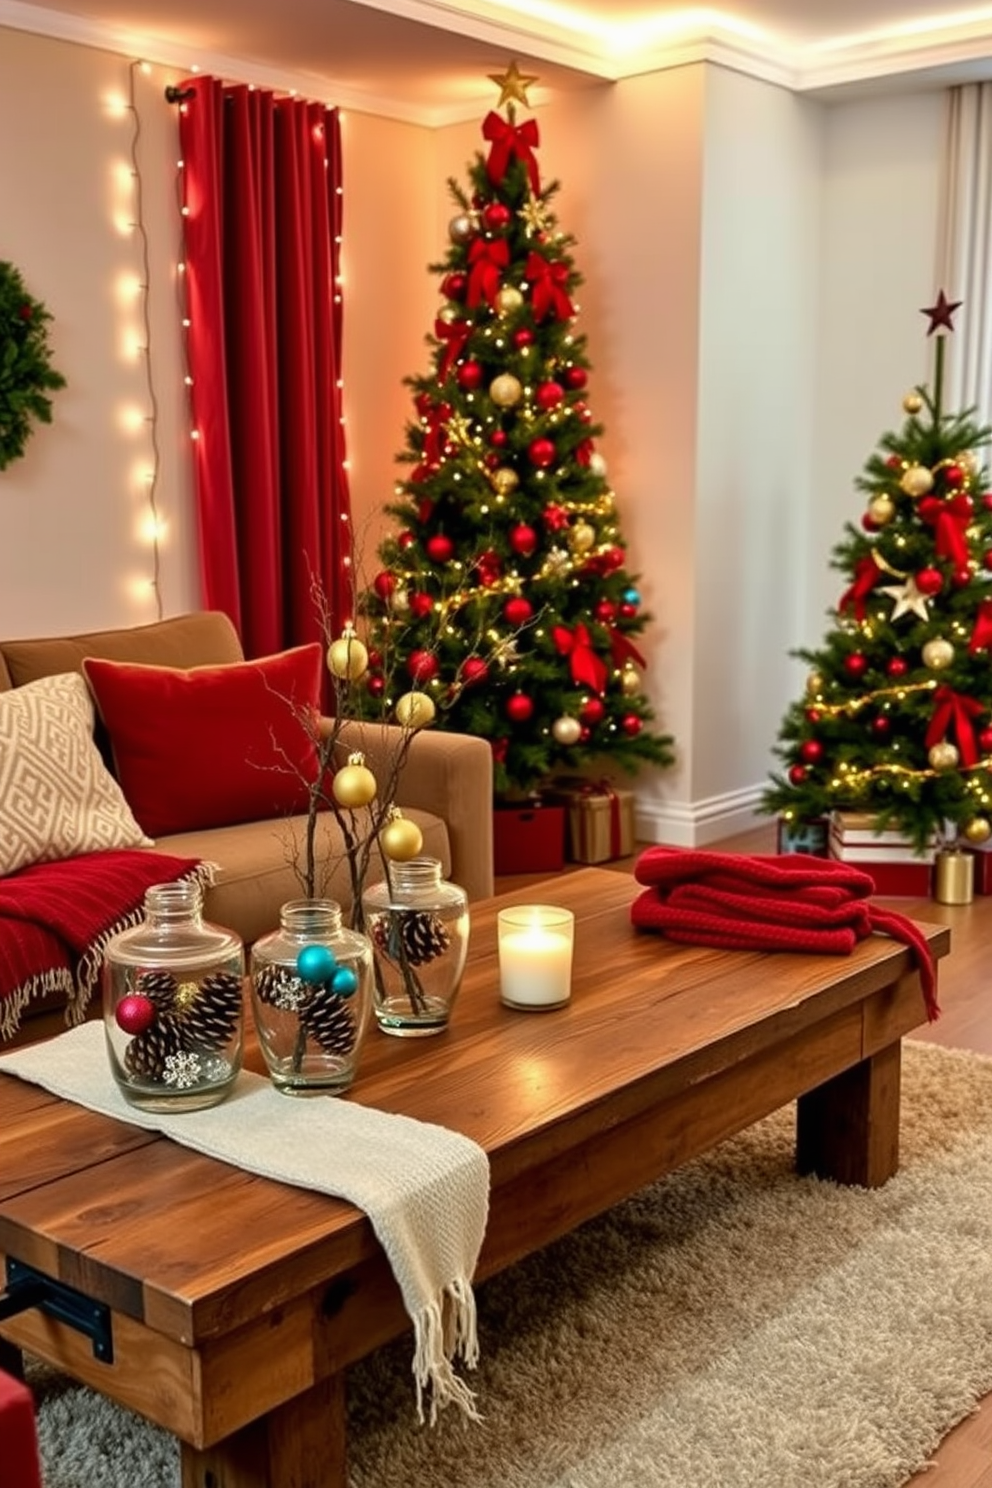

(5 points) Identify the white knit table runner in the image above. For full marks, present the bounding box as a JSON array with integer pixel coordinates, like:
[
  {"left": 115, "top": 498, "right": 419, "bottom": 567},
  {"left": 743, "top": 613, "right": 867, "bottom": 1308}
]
[{"left": 0, "top": 1022, "right": 490, "bottom": 1422}]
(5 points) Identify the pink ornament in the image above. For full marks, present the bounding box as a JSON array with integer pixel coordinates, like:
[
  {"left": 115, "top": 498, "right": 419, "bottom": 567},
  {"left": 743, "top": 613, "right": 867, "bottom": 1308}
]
[{"left": 115, "top": 994, "right": 156, "bottom": 1036}]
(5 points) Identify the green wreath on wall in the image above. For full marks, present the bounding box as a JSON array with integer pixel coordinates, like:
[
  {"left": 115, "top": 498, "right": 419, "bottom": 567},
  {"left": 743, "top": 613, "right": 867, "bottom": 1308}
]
[{"left": 0, "top": 260, "right": 67, "bottom": 472}]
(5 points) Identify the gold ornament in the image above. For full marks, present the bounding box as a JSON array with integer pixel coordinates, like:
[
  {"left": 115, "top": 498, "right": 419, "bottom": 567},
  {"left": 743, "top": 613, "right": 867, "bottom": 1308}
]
[
  {"left": 519, "top": 195, "right": 552, "bottom": 237},
  {"left": 588, "top": 451, "right": 607, "bottom": 478},
  {"left": 621, "top": 664, "right": 640, "bottom": 696},
  {"left": 902, "top": 391, "right": 924, "bottom": 415},
  {"left": 380, "top": 812, "right": 424, "bottom": 862},
  {"left": 963, "top": 816, "right": 992, "bottom": 844},
  {"left": 326, "top": 628, "right": 369, "bottom": 682},
  {"left": 395, "top": 691, "right": 436, "bottom": 729},
  {"left": 551, "top": 715, "right": 582, "bottom": 746},
  {"left": 489, "top": 373, "right": 523, "bottom": 408},
  {"left": 928, "top": 741, "right": 960, "bottom": 771},
  {"left": 880, "top": 576, "right": 931, "bottom": 623},
  {"left": 569, "top": 521, "right": 596, "bottom": 553},
  {"left": 332, "top": 753, "right": 377, "bottom": 809},
  {"left": 806, "top": 672, "right": 824, "bottom": 697},
  {"left": 392, "top": 587, "right": 410, "bottom": 615},
  {"left": 868, "top": 494, "right": 896, "bottom": 525},
  {"left": 959, "top": 450, "right": 981, "bottom": 478},
  {"left": 921, "top": 636, "right": 955, "bottom": 669},
  {"left": 436, "top": 303, "right": 461, "bottom": 326},
  {"left": 900, "top": 463, "right": 933, "bottom": 497},
  {"left": 496, "top": 285, "right": 524, "bottom": 315},
  {"left": 448, "top": 213, "right": 475, "bottom": 244},
  {"left": 492, "top": 466, "right": 519, "bottom": 496},
  {"left": 488, "top": 60, "right": 539, "bottom": 110}
]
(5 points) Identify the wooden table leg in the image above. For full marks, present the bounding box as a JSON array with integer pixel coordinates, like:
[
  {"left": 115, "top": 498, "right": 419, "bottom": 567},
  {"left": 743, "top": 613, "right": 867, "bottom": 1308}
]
[
  {"left": 180, "top": 1372, "right": 346, "bottom": 1488},
  {"left": 796, "top": 1039, "right": 901, "bottom": 1188}
]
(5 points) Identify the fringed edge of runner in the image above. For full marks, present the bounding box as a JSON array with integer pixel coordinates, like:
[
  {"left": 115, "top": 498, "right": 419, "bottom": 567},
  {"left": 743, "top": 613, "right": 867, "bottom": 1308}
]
[
  {"left": 71, "top": 860, "right": 219, "bottom": 1024},
  {"left": 0, "top": 967, "right": 75, "bottom": 1041},
  {"left": 412, "top": 1274, "right": 482, "bottom": 1426}
]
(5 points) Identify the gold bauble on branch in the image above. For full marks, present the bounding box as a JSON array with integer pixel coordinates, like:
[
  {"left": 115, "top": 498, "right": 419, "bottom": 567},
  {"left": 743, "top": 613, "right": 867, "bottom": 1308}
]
[
  {"left": 489, "top": 373, "right": 523, "bottom": 408},
  {"left": 928, "top": 741, "right": 960, "bottom": 771},
  {"left": 551, "top": 714, "right": 582, "bottom": 745},
  {"left": 959, "top": 450, "right": 981, "bottom": 478},
  {"left": 379, "top": 812, "right": 424, "bottom": 862},
  {"left": 902, "top": 391, "right": 924, "bottom": 415},
  {"left": 492, "top": 466, "right": 519, "bottom": 496},
  {"left": 332, "top": 753, "right": 378, "bottom": 809},
  {"left": 395, "top": 691, "right": 436, "bottom": 729},
  {"left": 449, "top": 212, "right": 475, "bottom": 243},
  {"left": 569, "top": 521, "right": 596, "bottom": 553},
  {"left": 900, "top": 463, "right": 934, "bottom": 497},
  {"left": 963, "top": 816, "right": 992, "bottom": 845},
  {"left": 326, "top": 629, "right": 369, "bottom": 682},
  {"left": 806, "top": 671, "right": 824, "bottom": 697},
  {"left": 868, "top": 494, "right": 896, "bottom": 526},
  {"left": 436, "top": 303, "right": 461, "bottom": 326},
  {"left": 921, "top": 637, "right": 955, "bottom": 670},
  {"left": 496, "top": 285, "right": 524, "bottom": 315}
]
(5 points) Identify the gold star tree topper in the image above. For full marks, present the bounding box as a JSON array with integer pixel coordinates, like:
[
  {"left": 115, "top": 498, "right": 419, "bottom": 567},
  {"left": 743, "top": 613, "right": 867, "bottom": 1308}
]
[{"left": 488, "top": 60, "right": 539, "bottom": 111}]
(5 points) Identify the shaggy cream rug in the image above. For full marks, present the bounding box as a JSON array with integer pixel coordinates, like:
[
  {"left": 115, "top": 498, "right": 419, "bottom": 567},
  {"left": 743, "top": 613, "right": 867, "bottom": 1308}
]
[{"left": 26, "top": 1039, "right": 992, "bottom": 1488}]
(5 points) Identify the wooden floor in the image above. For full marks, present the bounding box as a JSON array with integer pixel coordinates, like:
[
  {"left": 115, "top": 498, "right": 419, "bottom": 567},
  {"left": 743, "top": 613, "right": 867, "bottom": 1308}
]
[{"left": 495, "top": 821, "right": 992, "bottom": 1488}]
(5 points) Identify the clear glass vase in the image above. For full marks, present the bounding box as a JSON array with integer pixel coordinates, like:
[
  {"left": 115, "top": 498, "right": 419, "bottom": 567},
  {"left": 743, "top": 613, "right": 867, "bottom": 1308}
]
[
  {"left": 361, "top": 858, "right": 470, "bottom": 1037},
  {"left": 102, "top": 880, "right": 245, "bottom": 1113},
  {"left": 249, "top": 899, "right": 373, "bottom": 1095}
]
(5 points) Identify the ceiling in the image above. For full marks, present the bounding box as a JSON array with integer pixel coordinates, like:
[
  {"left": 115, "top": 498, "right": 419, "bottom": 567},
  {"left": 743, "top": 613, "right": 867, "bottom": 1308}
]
[{"left": 4, "top": 0, "right": 992, "bottom": 122}]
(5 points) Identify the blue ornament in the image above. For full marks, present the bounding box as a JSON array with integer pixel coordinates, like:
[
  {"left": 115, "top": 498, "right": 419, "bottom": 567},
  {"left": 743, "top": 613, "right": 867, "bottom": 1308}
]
[
  {"left": 331, "top": 966, "right": 359, "bottom": 999},
  {"left": 622, "top": 587, "right": 641, "bottom": 607},
  {"left": 297, "top": 943, "right": 337, "bottom": 984}
]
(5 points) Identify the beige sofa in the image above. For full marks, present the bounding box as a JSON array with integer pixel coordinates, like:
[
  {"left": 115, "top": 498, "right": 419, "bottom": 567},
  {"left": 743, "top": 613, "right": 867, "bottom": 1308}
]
[{"left": 0, "top": 611, "right": 494, "bottom": 948}]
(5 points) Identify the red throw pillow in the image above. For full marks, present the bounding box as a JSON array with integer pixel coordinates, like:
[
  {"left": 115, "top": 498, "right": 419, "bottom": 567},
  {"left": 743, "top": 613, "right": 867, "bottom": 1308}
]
[{"left": 83, "top": 645, "right": 324, "bottom": 837}]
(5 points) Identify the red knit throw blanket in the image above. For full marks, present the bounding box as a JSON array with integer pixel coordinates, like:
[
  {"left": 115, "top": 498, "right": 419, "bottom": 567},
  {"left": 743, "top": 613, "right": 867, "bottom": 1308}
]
[
  {"left": 0, "top": 851, "right": 213, "bottom": 1039},
  {"left": 630, "top": 847, "right": 939, "bottom": 1022}
]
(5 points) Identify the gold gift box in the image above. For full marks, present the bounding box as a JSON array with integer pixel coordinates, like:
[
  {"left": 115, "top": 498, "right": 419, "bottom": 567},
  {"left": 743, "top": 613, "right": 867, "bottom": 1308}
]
[{"left": 546, "top": 779, "right": 635, "bottom": 864}]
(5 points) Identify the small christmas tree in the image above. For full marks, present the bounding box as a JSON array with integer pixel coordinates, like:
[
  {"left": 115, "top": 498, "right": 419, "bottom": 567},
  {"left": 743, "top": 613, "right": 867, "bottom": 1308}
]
[
  {"left": 359, "top": 62, "right": 673, "bottom": 798},
  {"left": 762, "top": 292, "right": 992, "bottom": 853}
]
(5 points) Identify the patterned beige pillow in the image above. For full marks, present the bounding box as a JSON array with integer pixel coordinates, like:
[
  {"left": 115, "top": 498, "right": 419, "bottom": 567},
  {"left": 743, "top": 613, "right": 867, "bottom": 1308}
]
[{"left": 0, "top": 672, "right": 152, "bottom": 876}]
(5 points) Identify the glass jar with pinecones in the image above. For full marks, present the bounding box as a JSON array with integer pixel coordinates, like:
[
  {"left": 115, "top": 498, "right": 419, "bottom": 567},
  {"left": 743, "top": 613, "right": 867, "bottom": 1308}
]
[
  {"left": 102, "top": 880, "right": 245, "bottom": 1112},
  {"left": 249, "top": 899, "right": 373, "bottom": 1094},
  {"left": 361, "top": 857, "right": 469, "bottom": 1036}
]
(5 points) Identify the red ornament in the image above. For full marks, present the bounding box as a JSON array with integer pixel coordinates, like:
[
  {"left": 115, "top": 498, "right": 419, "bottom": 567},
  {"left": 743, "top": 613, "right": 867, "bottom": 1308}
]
[
  {"left": 872, "top": 715, "right": 891, "bottom": 735},
  {"left": 944, "top": 463, "right": 964, "bottom": 487},
  {"left": 887, "top": 656, "right": 908, "bottom": 677},
  {"left": 535, "top": 381, "right": 564, "bottom": 411},
  {"left": 509, "top": 524, "right": 538, "bottom": 557},
  {"left": 602, "top": 546, "right": 625, "bottom": 572},
  {"left": 506, "top": 692, "right": 534, "bottom": 723},
  {"left": 426, "top": 533, "right": 454, "bottom": 563},
  {"left": 564, "top": 366, "right": 588, "bottom": 390},
  {"left": 457, "top": 360, "right": 484, "bottom": 391},
  {"left": 984, "top": 493, "right": 992, "bottom": 511},
  {"left": 805, "top": 708, "right": 821, "bottom": 724},
  {"left": 621, "top": 714, "right": 643, "bottom": 736},
  {"left": 504, "top": 596, "right": 533, "bottom": 626},
  {"left": 409, "top": 592, "right": 434, "bottom": 619},
  {"left": 513, "top": 328, "right": 535, "bottom": 349},
  {"left": 952, "top": 566, "right": 973, "bottom": 587},
  {"left": 542, "top": 503, "right": 570, "bottom": 532},
  {"left": 886, "top": 455, "right": 903, "bottom": 470},
  {"left": 17, "top": 304, "right": 32, "bottom": 322},
  {"left": 408, "top": 650, "right": 439, "bottom": 683},
  {"left": 579, "top": 698, "right": 605, "bottom": 726},
  {"left": 373, "top": 571, "right": 397, "bottom": 601},
  {"left": 440, "top": 272, "right": 467, "bottom": 300},
  {"left": 618, "top": 602, "right": 637, "bottom": 619},
  {"left": 367, "top": 675, "right": 385, "bottom": 697},
  {"left": 979, "top": 727, "right": 992, "bottom": 753},
  {"left": 482, "top": 202, "right": 512, "bottom": 232},
  {"left": 398, "top": 530, "right": 415, "bottom": 550},
  {"left": 915, "top": 567, "right": 943, "bottom": 595},
  {"left": 574, "top": 402, "right": 594, "bottom": 425},
  {"left": 115, "top": 994, "right": 156, "bottom": 1035},
  {"left": 861, "top": 514, "right": 880, "bottom": 533},
  {"left": 461, "top": 657, "right": 489, "bottom": 686},
  {"left": 594, "top": 599, "right": 618, "bottom": 622},
  {"left": 484, "top": 452, "right": 500, "bottom": 469},
  {"left": 528, "top": 437, "right": 556, "bottom": 468},
  {"left": 799, "top": 739, "right": 824, "bottom": 763},
  {"left": 844, "top": 653, "right": 868, "bottom": 677},
  {"left": 476, "top": 548, "right": 502, "bottom": 586},
  {"left": 788, "top": 765, "right": 807, "bottom": 786},
  {"left": 490, "top": 429, "right": 508, "bottom": 447}
]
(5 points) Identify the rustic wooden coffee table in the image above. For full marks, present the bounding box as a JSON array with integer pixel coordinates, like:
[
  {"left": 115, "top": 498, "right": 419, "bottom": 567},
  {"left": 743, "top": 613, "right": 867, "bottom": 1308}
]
[{"left": 0, "top": 867, "right": 948, "bottom": 1487}]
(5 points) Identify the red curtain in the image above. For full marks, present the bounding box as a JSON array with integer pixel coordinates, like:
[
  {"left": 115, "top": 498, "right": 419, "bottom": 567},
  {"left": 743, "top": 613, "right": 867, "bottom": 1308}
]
[{"left": 176, "top": 80, "right": 351, "bottom": 659}]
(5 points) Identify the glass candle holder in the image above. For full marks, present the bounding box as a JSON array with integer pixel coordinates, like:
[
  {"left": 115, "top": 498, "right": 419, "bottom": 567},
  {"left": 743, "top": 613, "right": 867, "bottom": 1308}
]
[{"left": 497, "top": 905, "right": 575, "bottom": 1011}]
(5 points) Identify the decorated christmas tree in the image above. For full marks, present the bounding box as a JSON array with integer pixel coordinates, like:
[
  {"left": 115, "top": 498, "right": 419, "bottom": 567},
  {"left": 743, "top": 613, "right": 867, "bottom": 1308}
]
[
  {"left": 358, "top": 63, "right": 673, "bottom": 798},
  {"left": 762, "top": 293, "right": 992, "bottom": 853}
]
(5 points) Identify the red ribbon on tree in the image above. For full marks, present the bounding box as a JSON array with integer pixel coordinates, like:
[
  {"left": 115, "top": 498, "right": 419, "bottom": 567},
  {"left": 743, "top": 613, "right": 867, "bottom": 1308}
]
[
  {"left": 434, "top": 317, "right": 471, "bottom": 382},
  {"left": 925, "top": 684, "right": 985, "bottom": 767},
  {"left": 415, "top": 394, "right": 451, "bottom": 466},
  {"left": 969, "top": 597, "right": 992, "bottom": 653},
  {"left": 553, "top": 622, "right": 608, "bottom": 693},
  {"left": 838, "top": 555, "right": 882, "bottom": 620},
  {"left": 466, "top": 236, "right": 510, "bottom": 309},
  {"left": 482, "top": 111, "right": 541, "bottom": 194},
  {"left": 608, "top": 628, "right": 647, "bottom": 670},
  {"left": 524, "top": 252, "right": 574, "bottom": 323},
  {"left": 918, "top": 495, "right": 970, "bottom": 568}
]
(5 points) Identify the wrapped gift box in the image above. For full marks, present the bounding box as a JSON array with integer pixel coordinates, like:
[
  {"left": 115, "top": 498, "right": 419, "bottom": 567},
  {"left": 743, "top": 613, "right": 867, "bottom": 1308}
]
[
  {"left": 493, "top": 803, "right": 566, "bottom": 876},
  {"left": 546, "top": 779, "right": 635, "bottom": 864},
  {"left": 776, "top": 816, "right": 830, "bottom": 857}
]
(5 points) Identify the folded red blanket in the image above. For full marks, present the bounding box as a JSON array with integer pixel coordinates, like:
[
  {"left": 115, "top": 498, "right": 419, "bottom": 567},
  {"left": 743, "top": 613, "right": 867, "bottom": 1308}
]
[
  {"left": 0, "top": 851, "right": 213, "bottom": 1039},
  {"left": 631, "top": 847, "right": 939, "bottom": 1021}
]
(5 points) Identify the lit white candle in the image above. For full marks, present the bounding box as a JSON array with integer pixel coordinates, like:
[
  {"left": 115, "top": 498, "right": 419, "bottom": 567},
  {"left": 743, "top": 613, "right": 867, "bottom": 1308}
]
[{"left": 498, "top": 906, "right": 574, "bottom": 1010}]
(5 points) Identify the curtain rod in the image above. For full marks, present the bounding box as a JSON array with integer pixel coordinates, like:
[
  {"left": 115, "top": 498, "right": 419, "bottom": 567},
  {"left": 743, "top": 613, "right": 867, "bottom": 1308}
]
[{"left": 164, "top": 85, "right": 195, "bottom": 103}]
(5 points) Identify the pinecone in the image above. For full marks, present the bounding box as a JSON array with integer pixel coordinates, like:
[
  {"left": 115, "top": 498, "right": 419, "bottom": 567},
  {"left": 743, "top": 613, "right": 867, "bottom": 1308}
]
[
  {"left": 135, "top": 970, "right": 178, "bottom": 1013},
  {"left": 253, "top": 964, "right": 309, "bottom": 1012},
  {"left": 371, "top": 910, "right": 450, "bottom": 967},
  {"left": 179, "top": 971, "right": 243, "bottom": 1051},
  {"left": 124, "top": 1017, "right": 183, "bottom": 1081},
  {"left": 300, "top": 986, "right": 356, "bottom": 1056}
]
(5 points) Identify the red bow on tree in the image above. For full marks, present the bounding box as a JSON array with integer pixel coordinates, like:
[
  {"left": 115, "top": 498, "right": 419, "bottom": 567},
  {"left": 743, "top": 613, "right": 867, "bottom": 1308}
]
[
  {"left": 838, "top": 555, "right": 882, "bottom": 620},
  {"left": 918, "top": 495, "right": 971, "bottom": 568},
  {"left": 434, "top": 317, "right": 471, "bottom": 381},
  {"left": 926, "top": 684, "right": 985, "bottom": 767},
  {"left": 467, "top": 237, "right": 510, "bottom": 309},
  {"left": 524, "top": 252, "right": 574, "bottom": 323},
  {"left": 481, "top": 111, "right": 541, "bottom": 194},
  {"left": 553, "top": 623, "right": 608, "bottom": 693},
  {"left": 969, "top": 597, "right": 992, "bottom": 653},
  {"left": 609, "top": 629, "right": 647, "bottom": 670},
  {"left": 415, "top": 394, "right": 451, "bottom": 465}
]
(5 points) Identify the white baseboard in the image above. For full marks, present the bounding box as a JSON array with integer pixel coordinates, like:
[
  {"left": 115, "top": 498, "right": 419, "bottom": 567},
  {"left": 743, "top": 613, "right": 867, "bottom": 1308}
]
[{"left": 635, "top": 784, "right": 768, "bottom": 848}]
